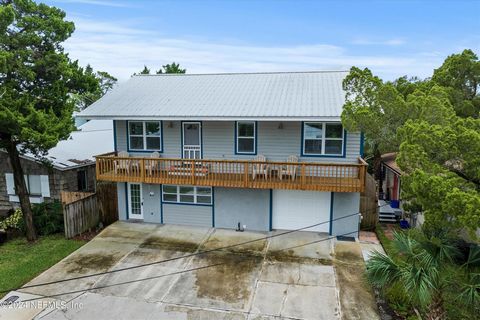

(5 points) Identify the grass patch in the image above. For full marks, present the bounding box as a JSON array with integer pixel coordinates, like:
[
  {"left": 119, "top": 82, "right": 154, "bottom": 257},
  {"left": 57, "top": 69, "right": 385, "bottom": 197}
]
[
  {"left": 375, "top": 225, "right": 395, "bottom": 256},
  {"left": 0, "top": 234, "right": 85, "bottom": 297}
]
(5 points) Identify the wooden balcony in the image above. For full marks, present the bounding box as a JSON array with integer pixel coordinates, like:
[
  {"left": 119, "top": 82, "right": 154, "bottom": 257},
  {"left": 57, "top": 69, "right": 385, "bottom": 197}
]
[{"left": 95, "top": 153, "right": 368, "bottom": 193}]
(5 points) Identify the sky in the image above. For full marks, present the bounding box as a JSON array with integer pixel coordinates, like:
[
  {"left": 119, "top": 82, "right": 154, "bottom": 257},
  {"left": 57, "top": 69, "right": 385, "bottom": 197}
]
[{"left": 44, "top": 0, "right": 480, "bottom": 81}]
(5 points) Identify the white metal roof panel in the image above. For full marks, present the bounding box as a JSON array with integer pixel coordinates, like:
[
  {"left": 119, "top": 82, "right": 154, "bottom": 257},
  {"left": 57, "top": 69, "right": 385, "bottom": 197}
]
[{"left": 78, "top": 71, "right": 348, "bottom": 121}]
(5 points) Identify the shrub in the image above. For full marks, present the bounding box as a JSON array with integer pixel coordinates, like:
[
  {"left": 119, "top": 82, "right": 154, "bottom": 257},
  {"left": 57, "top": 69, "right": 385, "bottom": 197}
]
[
  {"left": 30, "top": 201, "right": 64, "bottom": 235},
  {"left": 0, "top": 209, "right": 23, "bottom": 230}
]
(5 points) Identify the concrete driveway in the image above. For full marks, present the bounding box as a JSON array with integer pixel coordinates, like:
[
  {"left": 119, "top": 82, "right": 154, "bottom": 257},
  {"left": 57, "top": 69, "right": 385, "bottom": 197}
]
[{"left": 1, "top": 222, "right": 379, "bottom": 320}]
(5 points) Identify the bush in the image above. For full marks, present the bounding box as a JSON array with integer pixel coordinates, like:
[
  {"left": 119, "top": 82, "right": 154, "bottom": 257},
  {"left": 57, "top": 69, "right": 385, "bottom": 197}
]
[
  {"left": 0, "top": 209, "right": 23, "bottom": 230},
  {"left": 30, "top": 201, "right": 64, "bottom": 235}
]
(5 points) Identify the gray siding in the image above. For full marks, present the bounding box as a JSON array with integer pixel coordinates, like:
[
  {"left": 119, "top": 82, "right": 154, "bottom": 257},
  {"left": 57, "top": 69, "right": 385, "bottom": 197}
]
[
  {"left": 117, "top": 182, "right": 127, "bottom": 221},
  {"left": 115, "top": 120, "right": 361, "bottom": 163},
  {"left": 331, "top": 192, "right": 360, "bottom": 237},
  {"left": 163, "top": 203, "right": 212, "bottom": 227},
  {"left": 142, "top": 184, "right": 161, "bottom": 223},
  {"left": 214, "top": 188, "right": 270, "bottom": 231}
]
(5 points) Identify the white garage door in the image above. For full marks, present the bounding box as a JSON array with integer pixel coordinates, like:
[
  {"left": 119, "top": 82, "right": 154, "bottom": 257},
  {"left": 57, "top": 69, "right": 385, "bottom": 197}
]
[{"left": 272, "top": 190, "right": 331, "bottom": 233}]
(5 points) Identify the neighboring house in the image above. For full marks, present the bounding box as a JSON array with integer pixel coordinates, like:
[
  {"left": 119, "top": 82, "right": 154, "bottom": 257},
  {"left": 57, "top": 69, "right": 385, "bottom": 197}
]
[
  {"left": 0, "top": 120, "right": 113, "bottom": 216},
  {"left": 378, "top": 152, "right": 404, "bottom": 223},
  {"left": 78, "top": 71, "right": 367, "bottom": 237}
]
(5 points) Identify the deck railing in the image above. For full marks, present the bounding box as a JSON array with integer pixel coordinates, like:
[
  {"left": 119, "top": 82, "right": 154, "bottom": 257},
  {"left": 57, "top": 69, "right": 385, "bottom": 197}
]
[{"left": 95, "top": 153, "right": 367, "bottom": 192}]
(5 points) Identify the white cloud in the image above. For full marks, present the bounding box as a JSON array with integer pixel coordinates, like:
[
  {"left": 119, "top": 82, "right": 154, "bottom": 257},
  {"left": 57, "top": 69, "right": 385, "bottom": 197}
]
[
  {"left": 63, "top": 18, "right": 446, "bottom": 81},
  {"left": 351, "top": 38, "right": 406, "bottom": 46}
]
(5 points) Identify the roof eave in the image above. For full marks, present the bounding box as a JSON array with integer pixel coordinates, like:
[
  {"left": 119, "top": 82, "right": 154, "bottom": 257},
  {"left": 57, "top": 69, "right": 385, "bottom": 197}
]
[{"left": 76, "top": 115, "right": 342, "bottom": 122}]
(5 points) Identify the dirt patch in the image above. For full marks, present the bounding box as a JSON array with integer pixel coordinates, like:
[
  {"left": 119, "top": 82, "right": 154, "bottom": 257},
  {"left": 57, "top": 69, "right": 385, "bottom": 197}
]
[
  {"left": 334, "top": 242, "right": 380, "bottom": 320},
  {"left": 64, "top": 253, "right": 120, "bottom": 274},
  {"left": 194, "top": 252, "right": 262, "bottom": 303},
  {"left": 72, "top": 230, "right": 100, "bottom": 241},
  {"left": 266, "top": 249, "right": 333, "bottom": 265},
  {"left": 140, "top": 236, "right": 199, "bottom": 252}
]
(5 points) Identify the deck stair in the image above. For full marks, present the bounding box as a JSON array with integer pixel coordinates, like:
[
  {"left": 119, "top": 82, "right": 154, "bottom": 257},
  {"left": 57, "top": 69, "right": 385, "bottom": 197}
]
[{"left": 378, "top": 200, "right": 402, "bottom": 223}]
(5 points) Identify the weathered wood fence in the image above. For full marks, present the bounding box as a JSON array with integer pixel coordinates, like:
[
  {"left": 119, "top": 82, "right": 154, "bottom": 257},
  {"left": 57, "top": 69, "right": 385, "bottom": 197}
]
[
  {"left": 61, "top": 182, "right": 118, "bottom": 238},
  {"left": 360, "top": 173, "right": 378, "bottom": 230},
  {"left": 62, "top": 192, "right": 98, "bottom": 238}
]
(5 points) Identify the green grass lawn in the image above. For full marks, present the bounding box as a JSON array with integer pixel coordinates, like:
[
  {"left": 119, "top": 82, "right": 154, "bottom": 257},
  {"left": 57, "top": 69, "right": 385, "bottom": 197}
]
[{"left": 0, "top": 234, "right": 86, "bottom": 297}]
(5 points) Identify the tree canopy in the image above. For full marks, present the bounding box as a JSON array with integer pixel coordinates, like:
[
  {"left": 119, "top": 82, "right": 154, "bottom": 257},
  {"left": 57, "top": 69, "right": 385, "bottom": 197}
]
[
  {"left": 0, "top": 0, "right": 101, "bottom": 240},
  {"left": 342, "top": 50, "right": 480, "bottom": 234},
  {"left": 73, "top": 64, "right": 117, "bottom": 110},
  {"left": 134, "top": 62, "right": 186, "bottom": 75}
]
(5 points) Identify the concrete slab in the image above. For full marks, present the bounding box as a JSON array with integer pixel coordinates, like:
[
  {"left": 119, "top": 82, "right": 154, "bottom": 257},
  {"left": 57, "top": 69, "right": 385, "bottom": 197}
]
[
  {"left": 40, "top": 292, "right": 168, "bottom": 320},
  {"left": 259, "top": 261, "right": 334, "bottom": 287},
  {"left": 360, "top": 242, "right": 385, "bottom": 262},
  {"left": 163, "top": 252, "right": 263, "bottom": 312},
  {"left": 92, "top": 262, "right": 182, "bottom": 302},
  {"left": 267, "top": 231, "right": 333, "bottom": 262},
  {"left": 249, "top": 282, "right": 287, "bottom": 316},
  {"left": 200, "top": 229, "right": 268, "bottom": 256},
  {"left": 96, "top": 221, "right": 159, "bottom": 244},
  {"left": 20, "top": 236, "right": 138, "bottom": 301},
  {"left": 2, "top": 222, "right": 374, "bottom": 320},
  {"left": 140, "top": 224, "right": 211, "bottom": 252},
  {"left": 0, "top": 291, "right": 58, "bottom": 320},
  {"left": 281, "top": 285, "right": 339, "bottom": 320},
  {"left": 334, "top": 241, "right": 380, "bottom": 320}
]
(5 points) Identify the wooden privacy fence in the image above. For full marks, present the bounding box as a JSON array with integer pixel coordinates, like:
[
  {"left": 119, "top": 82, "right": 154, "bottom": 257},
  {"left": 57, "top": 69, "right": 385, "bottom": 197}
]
[
  {"left": 62, "top": 192, "right": 98, "bottom": 238},
  {"left": 360, "top": 173, "right": 378, "bottom": 230},
  {"left": 96, "top": 181, "right": 118, "bottom": 226},
  {"left": 61, "top": 182, "right": 118, "bottom": 238}
]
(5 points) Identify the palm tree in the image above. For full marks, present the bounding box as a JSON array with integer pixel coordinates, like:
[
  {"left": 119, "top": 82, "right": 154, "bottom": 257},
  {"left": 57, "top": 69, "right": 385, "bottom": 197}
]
[{"left": 366, "top": 229, "right": 479, "bottom": 320}]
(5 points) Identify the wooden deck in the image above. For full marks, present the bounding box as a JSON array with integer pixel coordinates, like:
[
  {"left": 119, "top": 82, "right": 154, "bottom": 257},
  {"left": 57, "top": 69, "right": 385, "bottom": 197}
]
[{"left": 95, "top": 153, "right": 367, "bottom": 193}]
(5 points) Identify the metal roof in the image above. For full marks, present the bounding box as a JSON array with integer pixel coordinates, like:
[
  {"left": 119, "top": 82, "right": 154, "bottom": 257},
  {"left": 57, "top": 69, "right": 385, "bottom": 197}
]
[
  {"left": 78, "top": 71, "right": 348, "bottom": 121},
  {"left": 20, "top": 120, "right": 113, "bottom": 170}
]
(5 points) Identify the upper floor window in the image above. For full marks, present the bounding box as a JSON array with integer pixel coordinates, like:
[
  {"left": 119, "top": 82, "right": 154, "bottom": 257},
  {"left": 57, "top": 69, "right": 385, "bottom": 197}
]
[
  {"left": 236, "top": 121, "right": 256, "bottom": 154},
  {"left": 302, "top": 122, "right": 344, "bottom": 156},
  {"left": 128, "top": 121, "right": 162, "bottom": 151}
]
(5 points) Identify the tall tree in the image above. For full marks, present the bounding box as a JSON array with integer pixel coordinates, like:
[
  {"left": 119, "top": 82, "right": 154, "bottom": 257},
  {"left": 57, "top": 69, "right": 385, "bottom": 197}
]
[
  {"left": 156, "top": 62, "right": 186, "bottom": 74},
  {"left": 431, "top": 49, "right": 480, "bottom": 118},
  {"left": 0, "top": 0, "right": 98, "bottom": 241},
  {"left": 341, "top": 67, "right": 409, "bottom": 185},
  {"left": 341, "top": 50, "right": 480, "bottom": 234},
  {"left": 73, "top": 64, "right": 117, "bottom": 110}
]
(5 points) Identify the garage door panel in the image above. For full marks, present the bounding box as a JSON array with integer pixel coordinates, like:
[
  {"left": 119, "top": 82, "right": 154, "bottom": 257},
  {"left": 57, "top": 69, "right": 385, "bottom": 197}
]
[
  {"left": 272, "top": 190, "right": 330, "bottom": 233},
  {"left": 163, "top": 204, "right": 212, "bottom": 227}
]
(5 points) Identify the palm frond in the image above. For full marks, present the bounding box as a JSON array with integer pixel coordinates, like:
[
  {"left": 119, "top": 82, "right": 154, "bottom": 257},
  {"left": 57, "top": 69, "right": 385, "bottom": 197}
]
[
  {"left": 366, "top": 251, "right": 402, "bottom": 287},
  {"left": 456, "top": 273, "right": 480, "bottom": 311}
]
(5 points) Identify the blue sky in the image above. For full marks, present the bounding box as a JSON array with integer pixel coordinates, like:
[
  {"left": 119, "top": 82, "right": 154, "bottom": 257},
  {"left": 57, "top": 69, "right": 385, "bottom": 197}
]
[{"left": 45, "top": 0, "right": 480, "bottom": 81}]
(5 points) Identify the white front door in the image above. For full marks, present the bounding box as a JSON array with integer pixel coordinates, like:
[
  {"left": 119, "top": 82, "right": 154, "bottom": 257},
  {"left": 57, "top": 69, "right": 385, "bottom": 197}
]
[
  {"left": 128, "top": 183, "right": 143, "bottom": 219},
  {"left": 272, "top": 190, "right": 331, "bottom": 233},
  {"left": 182, "top": 122, "right": 202, "bottom": 159}
]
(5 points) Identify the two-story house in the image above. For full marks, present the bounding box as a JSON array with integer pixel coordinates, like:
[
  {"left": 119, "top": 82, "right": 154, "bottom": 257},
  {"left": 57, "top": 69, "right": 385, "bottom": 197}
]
[{"left": 78, "top": 71, "right": 366, "bottom": 237}]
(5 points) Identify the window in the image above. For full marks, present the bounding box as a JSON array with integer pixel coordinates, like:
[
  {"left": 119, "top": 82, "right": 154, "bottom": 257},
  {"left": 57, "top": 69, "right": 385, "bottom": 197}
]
[
  {"left": 303, "top": 122, "right": 344, "bottom": 156},
  {"left": 128, "top": 121, "right": 162, "bottom": 151},
  {"left": 162, "top": 185, "right": 212, "bottom": 205},
  {"left": 236, "top": 121, "right": 256, "bottom": 154},
  {"left": 77, "top": 170, "right": 88, "bottom": 191}
]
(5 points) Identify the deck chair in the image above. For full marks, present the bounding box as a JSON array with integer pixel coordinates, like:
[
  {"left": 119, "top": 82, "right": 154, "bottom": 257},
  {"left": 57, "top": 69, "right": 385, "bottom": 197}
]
[
  {"left": 145, "top": 152, "right": 160, "bottom": 175},
  {"left": 279, "top": 155, "right": 299, "bottom": 181},
  {"left": 114, "top": 151, "right": 130, "bottom": 174},
  {"left": 252, "top": 155, "right": 269, "bottom": 180}
]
